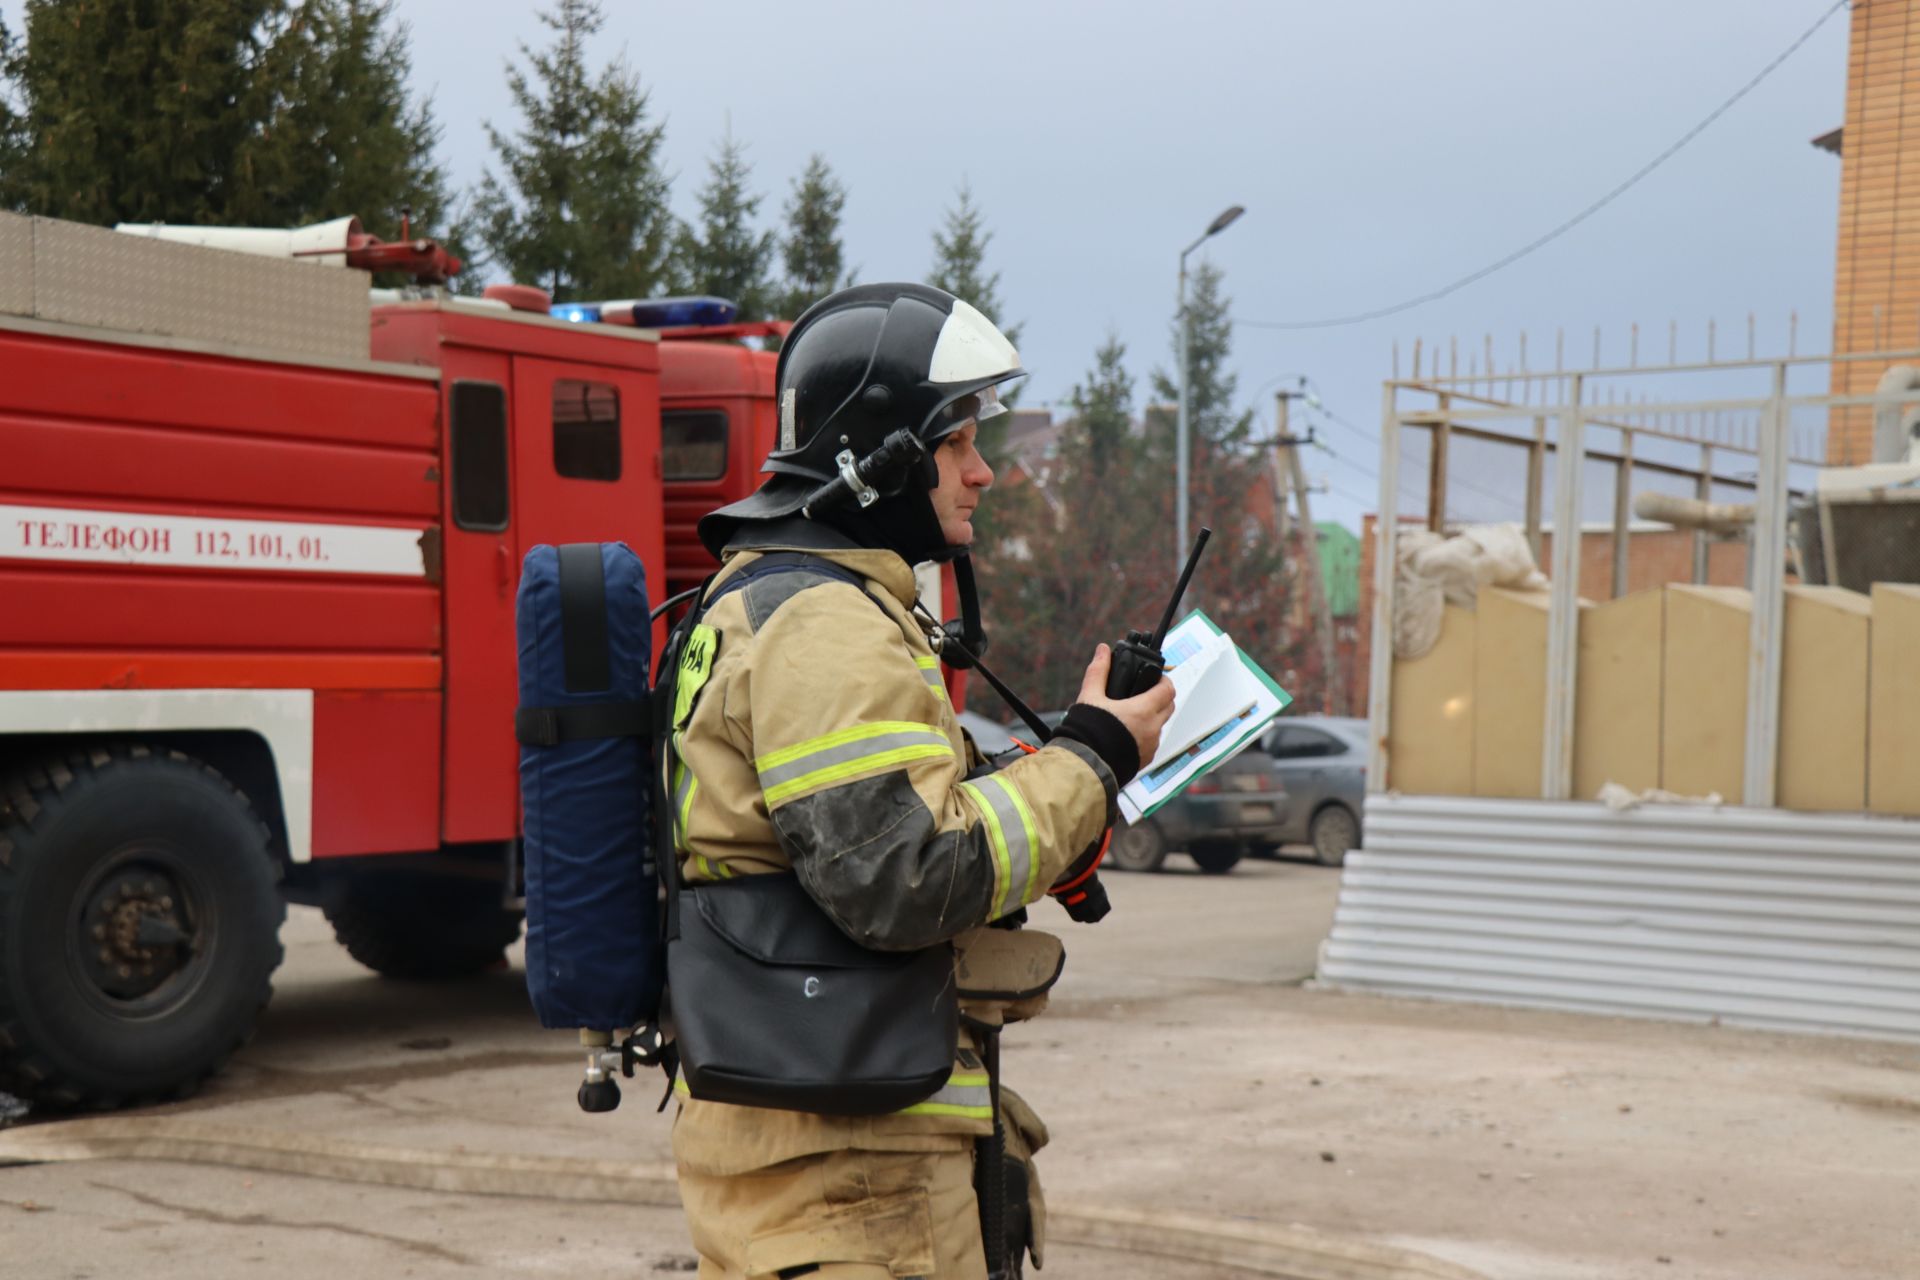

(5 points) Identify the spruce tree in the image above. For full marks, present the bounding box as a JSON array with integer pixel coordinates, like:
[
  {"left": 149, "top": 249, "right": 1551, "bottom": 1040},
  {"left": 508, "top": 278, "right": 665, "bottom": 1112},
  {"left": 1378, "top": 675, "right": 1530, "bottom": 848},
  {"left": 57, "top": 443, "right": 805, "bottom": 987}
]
[
  {"left": 1151, "top": 261, "right": 1252, "bottom": 446},
  {"left": 231, "top": 0, "right": 450, "bottom": 244},
  {"left": 472, "top": 0, "right": 672, "bottom": 302},
  {"left": 672, "top": 128, "right": 775, "bottom": 319},
  {"left": 928, "top": 180, "right": 1018, "bottom": 345},
  {"left": 0, "top": 16, "right": 25, "bottom": 206},
  {"left": 1069, "top": 332, "right": 1136, "bottom": 477},
  {"left": 4, "top": 0, "right": 282, "bottom": 224},
  {"left": 0, "top": 0, "right": 451, "bottom": 251},
  {"left": 773, "top": 154, "right": 850, "bottom": 320}
]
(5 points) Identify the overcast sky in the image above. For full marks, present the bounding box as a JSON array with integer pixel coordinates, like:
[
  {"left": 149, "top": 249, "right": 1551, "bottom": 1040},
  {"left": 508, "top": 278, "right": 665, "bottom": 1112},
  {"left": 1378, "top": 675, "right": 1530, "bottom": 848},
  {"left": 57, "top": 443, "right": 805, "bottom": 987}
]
[{"left": 5, "top": 0, "right": 1854, "bottom": 529}]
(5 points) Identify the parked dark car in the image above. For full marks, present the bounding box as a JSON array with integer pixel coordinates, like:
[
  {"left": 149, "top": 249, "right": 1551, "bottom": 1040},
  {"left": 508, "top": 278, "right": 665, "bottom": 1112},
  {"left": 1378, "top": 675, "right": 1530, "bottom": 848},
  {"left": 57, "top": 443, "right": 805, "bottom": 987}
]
[
  {"left": 1259, "top": 716, "right": 1368, "bottom": 865},
  {"left": 1107, "top": 739, "right": 1290, "bottom": 875}
]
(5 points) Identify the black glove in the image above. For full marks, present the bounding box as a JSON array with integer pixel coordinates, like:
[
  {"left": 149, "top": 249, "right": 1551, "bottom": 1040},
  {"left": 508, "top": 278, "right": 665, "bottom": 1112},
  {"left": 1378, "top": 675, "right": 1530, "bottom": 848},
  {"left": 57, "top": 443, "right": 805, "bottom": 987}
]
[
  {"left": 1049, "top": 703, "right": 1141, "bottom": 788},
  {"left": 1048, "top": 828, "right": 1110, "bottom": 912}
]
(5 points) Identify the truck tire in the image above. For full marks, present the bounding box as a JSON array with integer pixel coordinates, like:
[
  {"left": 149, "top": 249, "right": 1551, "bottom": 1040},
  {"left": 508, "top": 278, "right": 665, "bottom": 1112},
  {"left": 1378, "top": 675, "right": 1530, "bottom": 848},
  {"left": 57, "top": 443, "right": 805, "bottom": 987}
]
[
  {"left": 0, "top": 745, "right": 284, "bottom": 1108},
  {"left": 323, "top": 871, "right": 522, "bottom": 980}
]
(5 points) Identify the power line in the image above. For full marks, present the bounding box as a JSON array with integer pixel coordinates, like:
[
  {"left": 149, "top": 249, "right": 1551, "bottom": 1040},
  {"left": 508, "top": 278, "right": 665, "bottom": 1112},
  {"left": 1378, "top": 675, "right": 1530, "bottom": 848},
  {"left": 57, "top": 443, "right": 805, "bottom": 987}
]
[
  {"left": 1321, "top": 477, "right": 1385, "bottom": 511},
  {"left": 1231, "top": 0, "right": 1848, "bottom": 332},
  {"left": 1311, "top": 417, "right": 1530, "bottom": 517}
]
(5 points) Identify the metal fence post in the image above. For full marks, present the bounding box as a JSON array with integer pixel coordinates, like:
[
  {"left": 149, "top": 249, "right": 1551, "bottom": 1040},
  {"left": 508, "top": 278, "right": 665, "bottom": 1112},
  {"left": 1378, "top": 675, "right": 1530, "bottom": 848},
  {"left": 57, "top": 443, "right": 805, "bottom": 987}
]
[
  {"left": 1541, "top": 376, "right": 1585, "bottom": 800},
  {"left": 1611, "top": 428, "right": 1635, "bottom": 598},
  {"left": 1366, "top": 383, "right": 1401, "bottom": 793},
  {"left": 1742, "top": 362, "right": 1790, "bottom": 808},
  {"left": 1525, "top": 416, "right": 1546, "bottom": 562},
  {"left": 1693, "top": 444, "right": 1713, "bottom": 584}
]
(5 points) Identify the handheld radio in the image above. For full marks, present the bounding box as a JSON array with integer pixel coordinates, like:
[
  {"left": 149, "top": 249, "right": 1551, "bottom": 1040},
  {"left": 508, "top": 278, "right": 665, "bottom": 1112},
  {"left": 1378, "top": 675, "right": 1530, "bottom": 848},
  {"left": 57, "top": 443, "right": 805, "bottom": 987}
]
[
  {"left": 1051, "top": 529, "right": 1213, "bottom": 926},
  {"left": 1105, "top": 528, "right": 1212, "bottom": 701}
]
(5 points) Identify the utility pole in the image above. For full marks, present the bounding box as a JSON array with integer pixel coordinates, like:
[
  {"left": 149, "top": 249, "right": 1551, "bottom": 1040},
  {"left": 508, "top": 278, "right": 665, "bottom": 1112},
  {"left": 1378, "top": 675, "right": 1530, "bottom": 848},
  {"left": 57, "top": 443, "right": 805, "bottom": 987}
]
[{"left": 1276, "top": 390, "right": 1341, "bottom": 715}]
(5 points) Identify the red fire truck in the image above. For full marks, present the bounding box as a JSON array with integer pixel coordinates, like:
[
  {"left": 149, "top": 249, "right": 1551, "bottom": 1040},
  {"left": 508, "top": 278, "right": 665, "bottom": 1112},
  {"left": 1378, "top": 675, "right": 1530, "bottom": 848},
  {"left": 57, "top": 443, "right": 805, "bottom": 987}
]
[{"left": 0, "top": 212, "right": 950, "bottom": 1107}]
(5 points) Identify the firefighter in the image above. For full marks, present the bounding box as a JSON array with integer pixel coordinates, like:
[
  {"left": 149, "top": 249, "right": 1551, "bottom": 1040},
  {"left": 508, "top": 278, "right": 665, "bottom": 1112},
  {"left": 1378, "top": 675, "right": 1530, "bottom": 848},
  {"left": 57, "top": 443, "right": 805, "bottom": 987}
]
[{"left": 667, "top": 282, "right": 1174, "bottom": 1279}]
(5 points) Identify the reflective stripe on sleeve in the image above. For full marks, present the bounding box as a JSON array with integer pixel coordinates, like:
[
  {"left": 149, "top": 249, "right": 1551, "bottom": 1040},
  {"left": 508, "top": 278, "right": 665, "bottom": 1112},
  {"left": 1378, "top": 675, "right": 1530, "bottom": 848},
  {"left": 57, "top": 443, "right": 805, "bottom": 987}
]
[
  {"left": 915, "top": 655, "right": 949, "bottom": 704},
  {"left": 755, "top": 721, "right": 954, "bottom": 807},
  {"left": 959, "top": 773, "right": 1037, "bottom": 919},
  {"left": 895, "top": 1070, "right": 992, "bottom": 1120}
]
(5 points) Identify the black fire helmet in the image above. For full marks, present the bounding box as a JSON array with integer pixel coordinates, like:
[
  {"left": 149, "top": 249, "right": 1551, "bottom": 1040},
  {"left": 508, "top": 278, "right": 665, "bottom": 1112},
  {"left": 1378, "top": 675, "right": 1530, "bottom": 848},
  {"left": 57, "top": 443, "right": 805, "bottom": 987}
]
[{"left": 698, "top": 282, "right": 1025, "bottom": 563}]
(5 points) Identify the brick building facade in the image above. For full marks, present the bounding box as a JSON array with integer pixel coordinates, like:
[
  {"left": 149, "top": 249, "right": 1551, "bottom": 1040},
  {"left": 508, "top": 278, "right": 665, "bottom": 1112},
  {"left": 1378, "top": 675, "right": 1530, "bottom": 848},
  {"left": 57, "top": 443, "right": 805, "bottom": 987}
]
[{"left": 1825, "top": 0, "right": 1920, "bottom": 463}]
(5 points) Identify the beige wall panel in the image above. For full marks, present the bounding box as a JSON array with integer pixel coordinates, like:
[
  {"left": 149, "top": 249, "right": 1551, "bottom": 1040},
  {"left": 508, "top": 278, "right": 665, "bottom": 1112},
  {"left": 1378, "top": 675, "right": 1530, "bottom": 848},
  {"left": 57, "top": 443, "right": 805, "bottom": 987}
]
[
  {"left": 1662, "top": 587, "right": 1752, "bottom": 801},
  {"left": 1778, "top": 587, "right": 1873, "bottom": 812},
  {"left": 1575, "top": 589, "right": 1664, "bottom": 800},
  {"left": 1390, "top": 604, "right": 1475, "bottom": 796},
  {"left": 1472, "top": 589, "right": 1551, "bottom": 798},
  {"left": 1869, "top": 583, "right": 1920, "bottom": 815}
]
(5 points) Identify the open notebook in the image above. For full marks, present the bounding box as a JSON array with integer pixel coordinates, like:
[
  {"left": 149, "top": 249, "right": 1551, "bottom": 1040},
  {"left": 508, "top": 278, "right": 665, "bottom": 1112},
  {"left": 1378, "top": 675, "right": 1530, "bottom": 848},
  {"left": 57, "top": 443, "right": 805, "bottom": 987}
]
[{"left": 1118, "top": 610, "right": 1292, "bottom": 824}]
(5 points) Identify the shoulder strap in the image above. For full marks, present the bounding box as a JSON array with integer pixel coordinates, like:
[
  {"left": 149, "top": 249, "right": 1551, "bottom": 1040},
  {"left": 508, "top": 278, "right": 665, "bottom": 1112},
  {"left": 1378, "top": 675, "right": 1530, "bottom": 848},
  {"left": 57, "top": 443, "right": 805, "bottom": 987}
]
[
  {"left": 702, "top": 550, "right": 880, "bottom": 617},
  {"left": 515, "top": 543, "right": 646, "bottom": 747},
  {"left": 655, "top": 552, "right": 891, "bottom": 944}
]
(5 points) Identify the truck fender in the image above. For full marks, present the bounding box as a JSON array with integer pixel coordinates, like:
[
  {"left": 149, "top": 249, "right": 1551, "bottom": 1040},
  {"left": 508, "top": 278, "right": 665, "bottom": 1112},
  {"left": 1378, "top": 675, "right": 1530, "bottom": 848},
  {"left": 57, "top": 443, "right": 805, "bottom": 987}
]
[{"left": 0, "top": 689, "right": 313, "bottom": 862}]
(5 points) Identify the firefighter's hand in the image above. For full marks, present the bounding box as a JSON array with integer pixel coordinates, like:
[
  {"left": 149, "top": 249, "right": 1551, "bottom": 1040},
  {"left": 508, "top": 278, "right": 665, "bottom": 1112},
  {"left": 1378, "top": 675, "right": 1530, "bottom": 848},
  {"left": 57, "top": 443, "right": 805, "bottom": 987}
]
[{"left": 1076, "top": 643, "right": 1176, "bottom": 770}]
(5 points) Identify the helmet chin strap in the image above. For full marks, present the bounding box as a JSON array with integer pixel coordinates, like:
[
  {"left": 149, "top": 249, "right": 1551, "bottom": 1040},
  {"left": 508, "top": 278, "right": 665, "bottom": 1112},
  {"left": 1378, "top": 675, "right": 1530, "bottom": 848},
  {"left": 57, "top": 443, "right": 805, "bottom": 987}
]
[{"left": 936, "top": 554, "right": 988, "bottom": 668}]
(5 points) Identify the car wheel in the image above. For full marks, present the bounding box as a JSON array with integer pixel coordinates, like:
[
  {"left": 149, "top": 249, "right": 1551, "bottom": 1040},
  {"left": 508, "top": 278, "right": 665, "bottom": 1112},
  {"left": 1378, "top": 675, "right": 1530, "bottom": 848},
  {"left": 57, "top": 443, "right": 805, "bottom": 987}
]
[
  {"left": 1107, "top": 820, "right": 1168, "bottom": 873},
  {"left": 0, "top": 745, "right": 285, "bottom": 1108},
  {"left": 1188, "top": 842, "right": 1243, "bottom": 875},
  {"left": 1310, "top": 805, "right": 1359, "bottom": 867}
]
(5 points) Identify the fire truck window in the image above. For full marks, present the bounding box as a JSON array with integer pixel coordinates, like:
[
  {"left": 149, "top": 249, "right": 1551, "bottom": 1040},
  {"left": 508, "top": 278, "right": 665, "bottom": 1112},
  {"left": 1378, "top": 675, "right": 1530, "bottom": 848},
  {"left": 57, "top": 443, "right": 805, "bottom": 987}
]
[
  {"left": 450, "top": 380, "right": 510, "bottom": 531},
  {"left": 663, "top": 410, "right": 729, "bottom": 482},
  {"left": 553, "top": 380, "right": 622, "bottom": 481}
]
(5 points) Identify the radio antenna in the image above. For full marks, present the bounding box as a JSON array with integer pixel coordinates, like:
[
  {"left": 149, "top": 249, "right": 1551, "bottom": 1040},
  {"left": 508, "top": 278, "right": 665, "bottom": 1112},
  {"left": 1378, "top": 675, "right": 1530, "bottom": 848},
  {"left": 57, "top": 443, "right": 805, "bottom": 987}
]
[{"left": 1151, "top": 527, "right": 1211, "bottom": 648}]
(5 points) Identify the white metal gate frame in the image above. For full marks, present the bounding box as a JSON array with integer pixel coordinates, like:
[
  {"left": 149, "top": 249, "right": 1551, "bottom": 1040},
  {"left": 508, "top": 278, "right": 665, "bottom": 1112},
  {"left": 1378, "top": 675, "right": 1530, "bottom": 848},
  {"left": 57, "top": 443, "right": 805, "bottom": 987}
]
[
  {"left": 1366, "top": 348, "right": 1920, "bottom": 807},
  {"left": 1338, "top": 351, "right": 1920, "bottom": 1042}
]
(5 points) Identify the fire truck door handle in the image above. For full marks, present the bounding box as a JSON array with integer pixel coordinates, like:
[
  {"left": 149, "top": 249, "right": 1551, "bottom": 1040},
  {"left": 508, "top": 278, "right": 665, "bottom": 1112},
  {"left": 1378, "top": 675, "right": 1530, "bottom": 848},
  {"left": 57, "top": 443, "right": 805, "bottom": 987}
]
[{"left": 496, "top": 543, "right": 511, "bottom": 596}]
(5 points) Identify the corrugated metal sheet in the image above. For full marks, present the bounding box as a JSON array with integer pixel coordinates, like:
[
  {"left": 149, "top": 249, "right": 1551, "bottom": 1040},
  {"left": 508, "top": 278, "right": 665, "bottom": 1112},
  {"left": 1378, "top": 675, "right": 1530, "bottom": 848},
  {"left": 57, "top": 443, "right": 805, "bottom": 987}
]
[{"left": 1317, "top": 794, "right": 1920, "bottom": 1042}]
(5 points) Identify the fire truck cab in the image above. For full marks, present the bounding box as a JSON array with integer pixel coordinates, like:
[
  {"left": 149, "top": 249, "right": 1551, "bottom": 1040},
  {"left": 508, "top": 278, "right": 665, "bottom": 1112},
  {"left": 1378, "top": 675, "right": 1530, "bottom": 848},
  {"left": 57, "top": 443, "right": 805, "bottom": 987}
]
[{"left": 0, "top": 213, "right": 791, "bottom": 1106}]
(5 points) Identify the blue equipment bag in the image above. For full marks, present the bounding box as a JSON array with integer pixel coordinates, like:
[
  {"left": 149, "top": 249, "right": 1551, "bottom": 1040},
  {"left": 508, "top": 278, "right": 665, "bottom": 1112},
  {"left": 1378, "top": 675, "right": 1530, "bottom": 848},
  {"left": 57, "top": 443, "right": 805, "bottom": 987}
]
[{"left": 515, "top": 542, "right": 660, "bottom": 1033}]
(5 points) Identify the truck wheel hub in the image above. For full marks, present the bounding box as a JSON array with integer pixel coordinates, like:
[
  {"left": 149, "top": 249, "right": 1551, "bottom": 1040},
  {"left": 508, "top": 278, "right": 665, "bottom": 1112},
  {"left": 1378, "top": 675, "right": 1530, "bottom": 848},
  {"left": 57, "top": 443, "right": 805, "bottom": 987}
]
[{"left": 81, "top": 869, "right": 193, "bottom": 1001}]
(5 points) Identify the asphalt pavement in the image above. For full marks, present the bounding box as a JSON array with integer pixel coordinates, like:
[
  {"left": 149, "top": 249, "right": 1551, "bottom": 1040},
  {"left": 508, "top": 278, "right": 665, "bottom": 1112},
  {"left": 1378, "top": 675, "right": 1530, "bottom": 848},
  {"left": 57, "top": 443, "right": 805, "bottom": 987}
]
[
  {"left": 2, "top": 856, "right": 1362, "bottom": 1280},
  {"left": 15, "top": 852, "right": 1911, "bottom": 1280}
]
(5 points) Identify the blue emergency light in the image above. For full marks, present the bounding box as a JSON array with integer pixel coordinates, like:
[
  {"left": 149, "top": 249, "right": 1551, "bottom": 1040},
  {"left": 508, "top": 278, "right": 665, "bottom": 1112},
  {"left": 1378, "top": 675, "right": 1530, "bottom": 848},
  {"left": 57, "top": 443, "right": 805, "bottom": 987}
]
[
  {"left": 623, "top": 297, "right": 738, "bottom": 328},
  {"left": 546, "top": 296, "right": 738, "bottom": 328}
]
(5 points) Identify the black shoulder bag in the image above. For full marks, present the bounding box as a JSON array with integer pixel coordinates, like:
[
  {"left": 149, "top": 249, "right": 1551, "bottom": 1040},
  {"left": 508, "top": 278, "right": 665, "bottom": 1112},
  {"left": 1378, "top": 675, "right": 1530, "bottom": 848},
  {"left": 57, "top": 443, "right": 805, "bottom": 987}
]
[{"left": 656, "top": 553, "right": 958, "bottom": 1115}]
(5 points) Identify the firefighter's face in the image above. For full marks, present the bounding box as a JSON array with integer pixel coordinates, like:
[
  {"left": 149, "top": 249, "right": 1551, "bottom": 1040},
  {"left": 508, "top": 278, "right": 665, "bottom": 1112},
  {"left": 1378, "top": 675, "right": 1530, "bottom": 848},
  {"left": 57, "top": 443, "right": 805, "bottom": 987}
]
[{"left": 930, "top": 421, "right": 994, "bottom": 547}]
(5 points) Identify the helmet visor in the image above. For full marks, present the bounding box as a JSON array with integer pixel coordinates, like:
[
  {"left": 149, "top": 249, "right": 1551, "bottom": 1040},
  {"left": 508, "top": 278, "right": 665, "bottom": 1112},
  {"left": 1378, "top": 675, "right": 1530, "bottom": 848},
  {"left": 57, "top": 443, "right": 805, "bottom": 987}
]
[{"left": 931, "top": 384, "right": 1009, "bottom": 436}]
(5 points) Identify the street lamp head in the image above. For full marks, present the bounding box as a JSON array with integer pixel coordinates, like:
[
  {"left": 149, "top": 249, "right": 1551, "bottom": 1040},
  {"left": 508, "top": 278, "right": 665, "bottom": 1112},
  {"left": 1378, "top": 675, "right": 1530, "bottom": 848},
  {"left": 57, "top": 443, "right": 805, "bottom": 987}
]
[{"left": 1205, "top": 205, "right": 1245, "bottom": 237}]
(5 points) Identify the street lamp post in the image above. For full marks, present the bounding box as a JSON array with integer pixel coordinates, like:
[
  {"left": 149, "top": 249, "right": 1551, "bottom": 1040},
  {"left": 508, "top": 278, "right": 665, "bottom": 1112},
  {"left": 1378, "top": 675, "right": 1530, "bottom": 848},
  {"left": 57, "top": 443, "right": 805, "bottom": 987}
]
[{"left": 1175, "top": 204, "right": 1245, "bottom": 571}]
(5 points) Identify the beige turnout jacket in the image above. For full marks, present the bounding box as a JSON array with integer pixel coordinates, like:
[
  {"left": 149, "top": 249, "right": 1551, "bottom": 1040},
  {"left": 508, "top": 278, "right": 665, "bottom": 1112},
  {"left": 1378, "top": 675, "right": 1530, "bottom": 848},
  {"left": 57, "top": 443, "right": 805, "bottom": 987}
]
[{"left": 666, "top": 524, "right": 1117, "bottom": 1176}]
